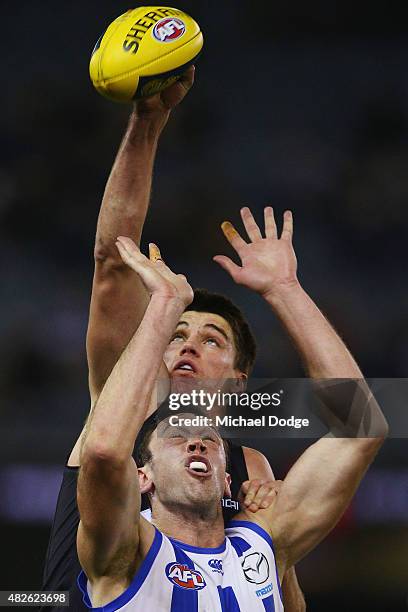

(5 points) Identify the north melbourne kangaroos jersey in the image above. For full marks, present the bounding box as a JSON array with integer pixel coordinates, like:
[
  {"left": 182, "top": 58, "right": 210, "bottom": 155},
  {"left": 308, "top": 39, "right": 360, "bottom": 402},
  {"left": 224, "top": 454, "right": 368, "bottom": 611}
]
[{"left": 77, "top": 520, "right": 283, "bottom": 611}]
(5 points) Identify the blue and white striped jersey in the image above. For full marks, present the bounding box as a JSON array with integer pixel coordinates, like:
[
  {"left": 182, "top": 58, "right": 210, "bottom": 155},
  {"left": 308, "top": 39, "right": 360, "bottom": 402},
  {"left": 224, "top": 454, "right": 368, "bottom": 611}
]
[{"left": 77, "top": 520, "right": 283, "bottom": 611}]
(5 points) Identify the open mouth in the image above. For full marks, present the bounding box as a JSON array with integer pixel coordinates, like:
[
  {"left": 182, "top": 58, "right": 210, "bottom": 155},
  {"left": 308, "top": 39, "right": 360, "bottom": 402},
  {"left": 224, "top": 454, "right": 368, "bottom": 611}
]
[
  {"left": 185, "top": 456, "right": 211, "bottom": 478},
  {"left": 173, "top": 360, "right": 198, "bottom": 376}
]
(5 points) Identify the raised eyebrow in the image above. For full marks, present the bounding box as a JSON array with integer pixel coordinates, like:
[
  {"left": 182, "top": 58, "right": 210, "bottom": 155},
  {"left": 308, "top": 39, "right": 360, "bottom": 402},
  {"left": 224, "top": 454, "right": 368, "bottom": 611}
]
[{"left": 203, "top": 324, "right": 229, "bottom": 342}]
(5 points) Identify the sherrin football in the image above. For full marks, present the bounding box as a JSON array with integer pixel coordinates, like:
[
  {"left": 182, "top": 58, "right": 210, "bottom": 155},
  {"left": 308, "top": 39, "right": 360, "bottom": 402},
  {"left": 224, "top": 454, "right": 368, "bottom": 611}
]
[{"left": 90, "top": 6, "right": 203, "bottom": 102}]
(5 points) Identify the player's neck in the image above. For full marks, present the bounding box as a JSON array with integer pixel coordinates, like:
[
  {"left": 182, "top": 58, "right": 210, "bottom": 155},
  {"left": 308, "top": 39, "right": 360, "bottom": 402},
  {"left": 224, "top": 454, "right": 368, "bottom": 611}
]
[{"left": 151, "top": 504, "right": 225, "bottom": 548}]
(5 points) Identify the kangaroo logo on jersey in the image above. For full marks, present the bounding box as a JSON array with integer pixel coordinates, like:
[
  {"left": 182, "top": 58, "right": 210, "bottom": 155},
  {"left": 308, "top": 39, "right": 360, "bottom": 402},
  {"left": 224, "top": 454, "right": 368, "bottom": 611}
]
[
  {"left": 242, "top": 552, "right": 270, "bottom": 584},
  {"left": 208, "top": 559, "right": 224, "bottom": 575},
  {"left": 153, "top": 18, "right": 185, "bottom": 42},
  {"left": 165, "top": 563, "right": 206, "bottom": 590}
]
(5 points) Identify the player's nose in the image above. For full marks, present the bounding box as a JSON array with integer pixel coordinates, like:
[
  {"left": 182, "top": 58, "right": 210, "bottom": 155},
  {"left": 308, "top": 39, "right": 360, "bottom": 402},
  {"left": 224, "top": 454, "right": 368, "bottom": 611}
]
[
  {"left": 187, "top": 439, "right": 207, "bottom": 453},
  {"left": 180, "top": 340, "right": 200, "bottom": 356}
]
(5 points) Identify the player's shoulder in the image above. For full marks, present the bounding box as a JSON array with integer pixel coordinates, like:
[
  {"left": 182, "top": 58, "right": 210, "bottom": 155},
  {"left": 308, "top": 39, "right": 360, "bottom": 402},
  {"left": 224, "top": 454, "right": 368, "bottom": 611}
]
[{"left": 227, "top": 512, "right": 271, "bottom": 533}]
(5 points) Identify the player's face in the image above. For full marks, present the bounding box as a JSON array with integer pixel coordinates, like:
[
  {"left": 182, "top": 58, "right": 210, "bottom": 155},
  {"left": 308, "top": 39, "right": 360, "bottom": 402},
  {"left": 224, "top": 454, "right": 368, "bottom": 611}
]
[
  {"left": 163, "top": 311, "right": 246, "bottom": 392},
  {"left": 142, "top": 416, "right": 231, "bottom": 516}
]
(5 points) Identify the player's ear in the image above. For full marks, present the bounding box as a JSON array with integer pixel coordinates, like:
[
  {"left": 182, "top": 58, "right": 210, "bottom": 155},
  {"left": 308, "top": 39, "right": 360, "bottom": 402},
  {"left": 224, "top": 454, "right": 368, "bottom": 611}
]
[
  {"left": 224, "top": 472, "right": 232, "bottom": 498},
  {"left": 234, "top": 372, "right": 247, "bottom": 392},
  {"left": 138, "top": 466, "right": 155, "bottom": 495}
]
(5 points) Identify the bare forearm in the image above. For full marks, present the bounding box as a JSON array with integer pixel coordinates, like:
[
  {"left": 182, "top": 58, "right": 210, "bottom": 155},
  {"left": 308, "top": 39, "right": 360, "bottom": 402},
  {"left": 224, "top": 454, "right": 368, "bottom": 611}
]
[
  {"left": 265, "top": 283, "right": 389, "bottom": 438},
  {"left": 94, "top": 110, "right": 169, "bottom": 261},
  {"left": 282, "top": 567, "right": 306, "bottom": 612},
  {"left": 86, "top": 110, "right": 170, "bottom": 399},
  {"left": 82, "top": 295, "right": 183, "bottom": 461},
  {"left": 265, "top": 282, "right": 361, "bottom": 379}
]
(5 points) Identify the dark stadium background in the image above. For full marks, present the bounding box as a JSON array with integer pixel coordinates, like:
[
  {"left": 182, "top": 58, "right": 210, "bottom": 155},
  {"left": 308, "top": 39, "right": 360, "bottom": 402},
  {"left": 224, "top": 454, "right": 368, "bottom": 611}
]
[{"left": 1, "top": 1, "right": 408, "bottom": 610}]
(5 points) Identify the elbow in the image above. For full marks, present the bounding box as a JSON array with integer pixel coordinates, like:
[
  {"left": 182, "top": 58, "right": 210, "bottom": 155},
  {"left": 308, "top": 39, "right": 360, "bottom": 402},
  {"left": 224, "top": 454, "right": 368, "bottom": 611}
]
[
  {"left": 369, "top": 414, "right": 389, "bottom": 449},
  {"left": 357, "top": 429, "right": 387, "bottom": 461},
  {"left": 295, "top": 595, "right": 307, "bottom": 612},
  {"left": 93, "top": 237, "right": 113, "bottom": 264},
  {"left": 379, "top": 416, "right": 389, "bottom": 440},
  {"left": 80, "top": 440, "right": 126, "bottom": 472},
  {"left": 93, "top": 234, "right": 132, "bottom": 270},
  {"left": 93, "top": 244, "right": 125, "bottom": 270},
  {"left": 369, "top": 432, "right": 387, "bottom": 452}
]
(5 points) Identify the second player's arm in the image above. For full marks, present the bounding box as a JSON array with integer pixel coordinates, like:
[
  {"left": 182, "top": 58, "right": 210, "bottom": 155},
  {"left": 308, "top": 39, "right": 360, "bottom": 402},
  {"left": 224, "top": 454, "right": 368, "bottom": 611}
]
[
  {"left": 69, "top": 78, "right": 194, "bottom": 466},
  {"left": 87, "top": 71, "right": 194, "bottom": 402},
  {"left": 88, "top": 109, "right": 168, "bottom": 400},
  {"left": 215, "top": 207, "right": 387, "bottom": 598}
]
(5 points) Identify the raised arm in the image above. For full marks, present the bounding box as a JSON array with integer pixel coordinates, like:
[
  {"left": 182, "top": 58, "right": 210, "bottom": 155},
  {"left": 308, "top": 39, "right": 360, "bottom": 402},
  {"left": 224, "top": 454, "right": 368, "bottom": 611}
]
[
  {"left": 87, "top": 70, "right": 194, "bottom": 403},
  {"left": 214, "top": 206, "right": 388, "bottom": 431},
  {"left": 68, "top": 75, "right": 194, "bottom": 466},
  {"left": 215, "top": 207, "right": 387, "bottom": 576},
  {"left": 77, "top": 239, "right": 193, "bottom": 598}
]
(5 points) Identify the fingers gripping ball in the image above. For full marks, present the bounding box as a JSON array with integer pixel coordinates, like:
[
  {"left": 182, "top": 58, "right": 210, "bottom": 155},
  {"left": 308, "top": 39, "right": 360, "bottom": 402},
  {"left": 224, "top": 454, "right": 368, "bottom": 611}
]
[{"left": 90, "top": 6, "right": 203, "bottom": 102}]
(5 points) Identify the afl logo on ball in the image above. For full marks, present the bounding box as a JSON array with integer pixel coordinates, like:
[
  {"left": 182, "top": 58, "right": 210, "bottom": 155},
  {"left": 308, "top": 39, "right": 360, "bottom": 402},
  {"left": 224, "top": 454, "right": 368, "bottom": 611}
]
[
  {"left": 153, "top": 18, "right": 186, "bottom": 43},
  {"left": 165, "top": 563, "right": 206, "bottom": 590}
]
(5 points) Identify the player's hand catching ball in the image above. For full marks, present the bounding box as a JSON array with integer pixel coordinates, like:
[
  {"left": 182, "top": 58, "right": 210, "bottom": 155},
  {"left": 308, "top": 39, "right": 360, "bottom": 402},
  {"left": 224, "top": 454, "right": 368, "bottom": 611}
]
[
  {"left": 214, "top": 207, "right": 298, "bottom": 301},
  {"left": 238, "top": 478, "right": 282, "bottom": 512},
  {"left": 116, "top": 236, "right": 193, "bottom": 307},
  {"left": 134, "top": 65, "right": 195, "bottom": 117}
]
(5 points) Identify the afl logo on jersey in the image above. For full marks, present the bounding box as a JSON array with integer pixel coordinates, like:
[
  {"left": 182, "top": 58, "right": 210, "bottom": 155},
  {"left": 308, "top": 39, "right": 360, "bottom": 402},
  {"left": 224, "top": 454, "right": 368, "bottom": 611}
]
[
  {"left": 165, "top": 563, "right": 206, "bottom": 590},
  {"left": 242, "top": 552, "right": 270, "bottom": 585},
  {"left": 153, "top": 18, "right": 186, "bottom": 42}
]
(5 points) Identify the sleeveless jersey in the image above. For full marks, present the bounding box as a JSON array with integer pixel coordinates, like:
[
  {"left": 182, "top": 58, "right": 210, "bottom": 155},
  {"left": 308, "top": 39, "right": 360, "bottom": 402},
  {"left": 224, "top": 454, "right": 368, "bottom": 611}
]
[{"left": 77, "top": 520, "right": 283, "bottom": 611}]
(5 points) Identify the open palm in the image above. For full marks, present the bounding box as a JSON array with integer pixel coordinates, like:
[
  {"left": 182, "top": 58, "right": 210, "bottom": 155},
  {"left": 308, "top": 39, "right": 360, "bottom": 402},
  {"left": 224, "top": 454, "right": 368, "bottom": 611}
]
[
  {"left": 116, "top": 237, "right": 193, "bottom": 307},
  {"left": 213, "top": 207, "right": 298, "bottom": 299}
]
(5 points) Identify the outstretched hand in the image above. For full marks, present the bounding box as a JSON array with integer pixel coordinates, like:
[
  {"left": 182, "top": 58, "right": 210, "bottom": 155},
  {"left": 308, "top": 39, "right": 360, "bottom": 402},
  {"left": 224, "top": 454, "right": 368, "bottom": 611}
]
[
  {"left": 134, "top": 65, "right": 195, "bottom": 116},
  {"left": 116, "top": 237, "right": 193, "bottom": 307},
  {"left": 213, "top": 207, "right": 298, "bottom": 300}
]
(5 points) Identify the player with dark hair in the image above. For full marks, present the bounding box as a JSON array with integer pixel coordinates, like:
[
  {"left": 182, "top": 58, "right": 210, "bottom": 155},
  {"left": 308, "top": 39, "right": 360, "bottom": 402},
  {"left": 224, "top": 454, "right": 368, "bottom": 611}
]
[
  {"left": 76, "top": 229, "right": 387, "bottom": 610},
  {"left": 42, "top": 72, "right": 305, "bottom": 610},
  {"left": 184, "top": 288, "right": 257, "bottom": 374}
]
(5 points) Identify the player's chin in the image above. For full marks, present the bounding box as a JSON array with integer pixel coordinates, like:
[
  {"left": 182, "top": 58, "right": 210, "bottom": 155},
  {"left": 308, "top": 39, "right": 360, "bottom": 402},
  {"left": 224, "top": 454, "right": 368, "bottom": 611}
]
[
  {"left": 185, "top": 486, "right": 220, "bottom": 513},
  {"left": 170, "top": 375, "right": 199, "bottom": 394}
]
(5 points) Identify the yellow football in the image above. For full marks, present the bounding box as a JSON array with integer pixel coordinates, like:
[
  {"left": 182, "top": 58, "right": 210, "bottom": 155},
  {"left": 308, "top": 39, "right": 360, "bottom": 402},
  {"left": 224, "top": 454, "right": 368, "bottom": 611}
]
[{"left": 89, "top": 6, "right": 203, "bottom": 102}]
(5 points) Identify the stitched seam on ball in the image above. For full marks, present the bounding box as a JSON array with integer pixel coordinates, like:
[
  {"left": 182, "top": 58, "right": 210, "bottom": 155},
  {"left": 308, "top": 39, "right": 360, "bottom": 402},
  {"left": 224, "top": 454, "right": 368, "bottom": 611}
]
[
  {"left": 99, "top": 12, "right": 134, "bottom": 81},
  {"left": 100, "top": 30, "right": 202, "bottom": 84}
]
